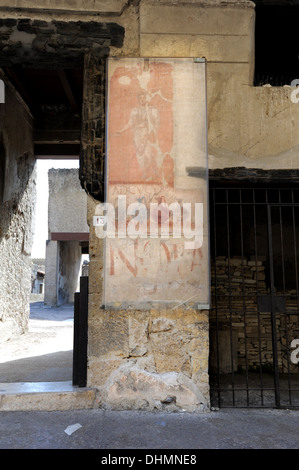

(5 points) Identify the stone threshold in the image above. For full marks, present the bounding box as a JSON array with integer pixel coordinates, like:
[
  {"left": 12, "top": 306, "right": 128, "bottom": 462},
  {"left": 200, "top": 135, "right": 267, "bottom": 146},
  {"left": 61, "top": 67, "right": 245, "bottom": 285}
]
[{"left": 0, "top": 381, "right": 97, "bottom": 411}]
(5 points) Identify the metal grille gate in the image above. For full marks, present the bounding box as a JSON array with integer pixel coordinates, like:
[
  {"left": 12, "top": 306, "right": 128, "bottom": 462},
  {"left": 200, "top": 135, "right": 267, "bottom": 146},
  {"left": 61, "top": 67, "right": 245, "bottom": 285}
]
[{"left": 209, "top": 185, "right": 299, "bottom": 408}]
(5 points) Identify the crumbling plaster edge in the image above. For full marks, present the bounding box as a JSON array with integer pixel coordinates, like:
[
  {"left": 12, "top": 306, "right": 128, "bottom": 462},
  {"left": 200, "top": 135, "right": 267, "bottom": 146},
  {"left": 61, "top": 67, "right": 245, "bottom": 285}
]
[
  {"left": 88, "top": 360, "right": 211, "bottom": 413},
  {"left": 0, "top": 68, "right": 33, "bottom": 122}
]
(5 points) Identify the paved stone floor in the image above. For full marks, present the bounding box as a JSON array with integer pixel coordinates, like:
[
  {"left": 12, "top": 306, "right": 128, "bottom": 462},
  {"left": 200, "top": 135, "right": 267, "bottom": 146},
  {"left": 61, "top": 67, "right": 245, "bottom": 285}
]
[
  {"left": 0, "top": 302, "right": 73, "bottom": 383},
  {"left": 0, "top": 407, "right": 299, "bottom": 450}
]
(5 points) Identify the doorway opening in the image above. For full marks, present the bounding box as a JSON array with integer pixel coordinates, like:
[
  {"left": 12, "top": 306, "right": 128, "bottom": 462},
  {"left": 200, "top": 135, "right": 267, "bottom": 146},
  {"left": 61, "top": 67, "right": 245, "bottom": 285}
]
[
  {"left": 30, "top": 158, "right": 88, "bottom": 384},
  {"left": 0, "top": 64, "right": 88, "bottom": 385},
  {"left": 0, "top": 157, "right": 90, "bottom": 384},
  {"left": 209, "top": 184, "right": 299, "bottom": 408},
  {"left": 0, "top": 17, "right": 124, "bottom": 398}
]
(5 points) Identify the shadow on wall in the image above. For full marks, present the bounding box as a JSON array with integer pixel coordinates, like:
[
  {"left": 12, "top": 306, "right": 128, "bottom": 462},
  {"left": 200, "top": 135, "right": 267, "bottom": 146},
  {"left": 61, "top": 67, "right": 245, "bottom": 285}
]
[
  {"left": 58, "top": 240, "right": 83, "bottom": 306},
  {"left": 0, "top": 135, "right": 35, "bottom": 241},
  {"left": 0, "top": 138, "right": 5, "bottom": 206}
]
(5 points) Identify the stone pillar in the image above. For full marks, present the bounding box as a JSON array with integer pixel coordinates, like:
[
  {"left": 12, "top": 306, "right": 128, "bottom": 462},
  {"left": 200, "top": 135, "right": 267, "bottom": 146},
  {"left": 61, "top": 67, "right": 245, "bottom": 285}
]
[
  {"left": 79, "top": 52, "right": 106, "bottom": 202},
  {"left": 82, "top": 52, "right": 211, "bottom": 413},
  {"left": 57, "top": 240, "right": 82, "bottom": 305},
  {"left": 44, "top": 240, "right": 59, "bottom": 307},
  {"left": 87, "top": 197, "right": 210, "bottom": 413}
]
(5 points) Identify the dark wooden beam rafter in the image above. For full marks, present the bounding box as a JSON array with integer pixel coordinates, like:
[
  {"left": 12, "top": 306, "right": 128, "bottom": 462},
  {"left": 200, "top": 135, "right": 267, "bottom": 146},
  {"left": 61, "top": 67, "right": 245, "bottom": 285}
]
[
  {"left": 4, "top": 67, "right": 36, "bottom": 112},
  {"left": 57, "top": 69, "right": 79, "bottom": 114}
]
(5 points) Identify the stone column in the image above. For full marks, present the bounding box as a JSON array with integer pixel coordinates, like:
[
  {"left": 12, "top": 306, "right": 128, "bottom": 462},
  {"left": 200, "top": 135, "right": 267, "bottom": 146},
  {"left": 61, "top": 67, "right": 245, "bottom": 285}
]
[
  {"left": 84, "top": 54, "right": 211, "bottom": 412},
  {"left": 44, "top": 240, "right": 59, "bottom": 307},
  {"left": 79, "top": 52, "right": 106, "bottom": 203},
  {"left": 57, "top": 240, "right": 82, "bottom": 305}
]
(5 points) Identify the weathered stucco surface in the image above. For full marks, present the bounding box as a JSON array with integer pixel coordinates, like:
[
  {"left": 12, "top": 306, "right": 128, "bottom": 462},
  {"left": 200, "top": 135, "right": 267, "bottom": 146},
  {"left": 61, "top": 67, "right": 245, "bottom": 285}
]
[
  {"left": 87, "top": 190, "right": 210, "bottom": 411},
  {"left": 79, "top": 0, "right": 299, "bottom": 412},
  {"left": 83, "top": 0, "right": 299, "bottom": 412},
  {"left": 0, "top": 76, "right": 36, "bottom": 341},
  {"left": 47, "top": 169, "right": 88, "bottom": 235}
]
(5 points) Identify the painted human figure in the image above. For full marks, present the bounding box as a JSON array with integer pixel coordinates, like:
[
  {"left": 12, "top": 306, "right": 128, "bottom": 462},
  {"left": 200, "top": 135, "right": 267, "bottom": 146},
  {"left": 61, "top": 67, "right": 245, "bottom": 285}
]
[{"left": 117, "top": 90, "right": 160, "bottom": 181}]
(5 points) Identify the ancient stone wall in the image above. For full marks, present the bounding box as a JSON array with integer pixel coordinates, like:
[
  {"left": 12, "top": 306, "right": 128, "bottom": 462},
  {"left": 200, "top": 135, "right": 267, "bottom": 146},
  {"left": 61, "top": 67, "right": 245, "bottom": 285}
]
[
  {"left": 87, "top": 198, "right": 210, "bottom": 411},
  {"left": 79, "top": 54, "right": 106, "bottom": 202},
  {"left": 210, "top": 256, "right": 299, "bottom": 374},
  {"left": 0, "top": 75, "right": 36, "bottom": 341},
  {"left": 77, "top": 0, "right": 299, "bottom": 201},
  {"left": 84, "top": 0, "right": 299, "bottom": 411}
]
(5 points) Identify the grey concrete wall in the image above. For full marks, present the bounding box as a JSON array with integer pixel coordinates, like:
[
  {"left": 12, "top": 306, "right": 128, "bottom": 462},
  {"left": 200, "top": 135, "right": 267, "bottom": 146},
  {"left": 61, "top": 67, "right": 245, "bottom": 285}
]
[{"left": 48, "top": 168, "right": 88, "bottom": 235}]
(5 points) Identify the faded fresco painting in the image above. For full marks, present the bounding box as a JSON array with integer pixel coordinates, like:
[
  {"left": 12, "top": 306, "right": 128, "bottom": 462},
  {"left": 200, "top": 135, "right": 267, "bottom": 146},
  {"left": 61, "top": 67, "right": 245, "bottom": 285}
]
[
  {"left": 102, "top": 57, "right": 209, "bottom": 308},
  {"left": 107, "top": 59, "right": 174, "bottom": 186}
]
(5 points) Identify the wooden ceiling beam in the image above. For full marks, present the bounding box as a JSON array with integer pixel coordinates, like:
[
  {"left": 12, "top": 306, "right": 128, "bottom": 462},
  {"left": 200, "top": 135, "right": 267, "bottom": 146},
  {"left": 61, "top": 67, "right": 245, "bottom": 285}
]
[
  {"left": 4, "top": 67, "right": 36, "bottom": 112},
  {"left": 57, "top": 69, "right": 79, "bottom": 114}
]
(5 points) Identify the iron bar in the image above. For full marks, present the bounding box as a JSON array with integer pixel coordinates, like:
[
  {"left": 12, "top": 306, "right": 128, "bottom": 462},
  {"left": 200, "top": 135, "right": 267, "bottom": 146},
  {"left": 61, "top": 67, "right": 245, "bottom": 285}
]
[{"left": 210, "top": 186, "right": 299, "bottom": 409}]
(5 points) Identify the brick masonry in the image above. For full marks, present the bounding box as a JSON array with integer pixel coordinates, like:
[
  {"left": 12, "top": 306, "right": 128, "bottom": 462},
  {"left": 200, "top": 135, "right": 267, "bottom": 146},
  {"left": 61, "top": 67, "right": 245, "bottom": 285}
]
[
  {"left": 210, "top": 256, "right": 299, "bottom": 374},
  {"left": 79, "top": 53, "right": 106, "bottom": 202}
]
